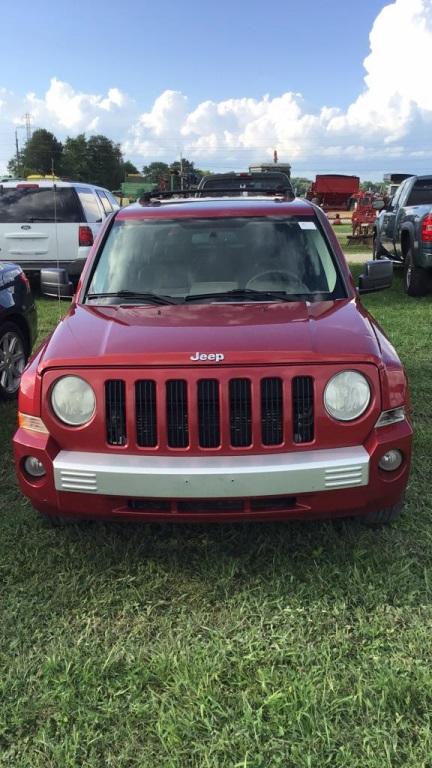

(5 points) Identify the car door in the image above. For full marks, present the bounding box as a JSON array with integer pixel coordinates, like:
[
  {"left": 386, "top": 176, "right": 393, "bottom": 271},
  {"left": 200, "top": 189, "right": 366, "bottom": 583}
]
[{"left": 380, "top": 181, "right": 409, "bottom": 256}]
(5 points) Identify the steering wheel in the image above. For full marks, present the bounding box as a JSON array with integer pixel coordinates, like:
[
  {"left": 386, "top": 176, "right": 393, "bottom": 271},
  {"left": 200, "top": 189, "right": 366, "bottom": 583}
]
[{"left": 246, "top": 269, "right": 306, "bottom": 290}]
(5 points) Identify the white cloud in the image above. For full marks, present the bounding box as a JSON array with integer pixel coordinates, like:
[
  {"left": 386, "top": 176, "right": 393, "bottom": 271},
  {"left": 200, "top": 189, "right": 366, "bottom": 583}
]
[
  {"left": 123, "top": 0, "right": 432, "bottom": 174},
  {"left": 1, "top": 0, "right": 432, "bottom": 176}
]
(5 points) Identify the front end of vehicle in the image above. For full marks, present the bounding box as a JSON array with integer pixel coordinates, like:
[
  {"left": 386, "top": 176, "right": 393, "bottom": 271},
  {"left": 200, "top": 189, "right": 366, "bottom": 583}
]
[{"left": 13, "top": 350, "right": 412, "bottom": 523}]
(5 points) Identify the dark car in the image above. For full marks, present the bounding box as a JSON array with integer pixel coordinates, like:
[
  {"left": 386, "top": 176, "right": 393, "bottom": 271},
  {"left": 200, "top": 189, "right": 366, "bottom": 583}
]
[
  {"left": 0, "top": 262, "right": 37, "bottom": 399},
  {"left": 197, "top": 171, "right": 294, "bottom": 197}
]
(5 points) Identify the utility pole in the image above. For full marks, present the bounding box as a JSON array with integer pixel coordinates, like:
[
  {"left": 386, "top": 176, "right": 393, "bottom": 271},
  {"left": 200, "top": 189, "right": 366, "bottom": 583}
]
[
  {"left": 15, "top": 129, "right": 20, "bottom": 178},
  {"left": 180, "top": 154, "right": 184, "bottom": 191}
]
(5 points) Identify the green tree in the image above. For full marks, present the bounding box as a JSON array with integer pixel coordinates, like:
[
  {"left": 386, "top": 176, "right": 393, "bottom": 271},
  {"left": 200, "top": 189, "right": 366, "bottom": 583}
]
[
  {"left": 291, "top": 177, "right": 312, "bottom": 197},
  {"left": 20, "top": 129, "right": 63, "bottom": 175},
  {"left": 360, "top": 180, "right": 384, "bottom": 193},
  {"left": 62, "top": 134, "right": 89, "bottom": 180},
  {"left": 86, "top": 135, "right": 124, "bottom": 189},
  {"left": 122, "top": 160, "right": 139, "bottom": 176},
  {"left": 142, "top": 162, "right": 170, "bottom": 185}
]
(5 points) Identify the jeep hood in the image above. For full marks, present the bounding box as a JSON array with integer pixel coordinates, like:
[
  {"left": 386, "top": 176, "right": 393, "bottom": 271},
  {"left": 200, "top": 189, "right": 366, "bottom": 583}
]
[{"left": 37, "top": 298, "right": 384, "bottom": 371}]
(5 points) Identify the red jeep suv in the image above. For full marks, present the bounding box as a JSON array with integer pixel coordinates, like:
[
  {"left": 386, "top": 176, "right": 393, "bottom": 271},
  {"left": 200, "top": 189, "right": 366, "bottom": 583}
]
[{"left": 13, "top": 192, "right": 412, "bottom": 525}]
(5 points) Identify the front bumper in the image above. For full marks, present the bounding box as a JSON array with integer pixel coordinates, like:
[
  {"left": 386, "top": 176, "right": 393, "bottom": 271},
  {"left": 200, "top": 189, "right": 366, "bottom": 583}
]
[
  {"left": 13, "top": 419, "right": 412, "bottom": 522},
  {"left": 52, "top": 446, "right": 369, "bottom": 498}
]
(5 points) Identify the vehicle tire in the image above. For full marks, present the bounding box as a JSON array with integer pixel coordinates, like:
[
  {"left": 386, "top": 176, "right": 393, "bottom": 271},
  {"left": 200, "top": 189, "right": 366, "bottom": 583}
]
[
  {"left": 0, "top": 322, "right": 27, "bottom": 400},
  {"left": 356, "top": 499, "right": 404, "bottom": 527},
  {"left": 372, "top": 234, "right": 385, "bottom": 260},
  {"left": 403, "top": 248, "right": 429, "bottom": 297},
  {"left": 40, "top": 513, "right": 83, "bottom": 526}
]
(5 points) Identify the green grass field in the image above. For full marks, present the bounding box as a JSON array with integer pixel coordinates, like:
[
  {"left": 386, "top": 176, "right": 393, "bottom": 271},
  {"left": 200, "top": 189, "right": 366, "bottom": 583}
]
[
  {"left": 1, "top": 270, "right": 432, "bottom": 767},
  {"left": 333, "top": 222, "right": 373, "bottom": 254}
]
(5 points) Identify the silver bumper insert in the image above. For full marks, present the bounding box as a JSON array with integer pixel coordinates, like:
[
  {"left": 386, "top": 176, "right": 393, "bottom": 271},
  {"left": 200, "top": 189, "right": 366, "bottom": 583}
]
[{"left": 53, "top": 447, "right": 369, "bottom": 498}]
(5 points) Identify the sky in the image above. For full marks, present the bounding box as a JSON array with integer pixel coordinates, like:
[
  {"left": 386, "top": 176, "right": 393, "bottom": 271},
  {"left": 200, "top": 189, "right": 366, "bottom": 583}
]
[{"left": 1, "top": 0, "right": 431, "bottom": 180}]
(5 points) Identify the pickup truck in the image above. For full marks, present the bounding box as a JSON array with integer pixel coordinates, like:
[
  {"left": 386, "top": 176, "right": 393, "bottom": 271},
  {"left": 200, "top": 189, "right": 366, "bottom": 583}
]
[{"left": 373, "top": 175, "right": 432, "bottom": 296}]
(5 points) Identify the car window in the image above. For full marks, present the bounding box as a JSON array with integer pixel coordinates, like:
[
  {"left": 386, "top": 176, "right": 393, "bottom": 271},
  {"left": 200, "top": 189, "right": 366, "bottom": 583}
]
[
  {"left": 76, "top": 188, "right": 103, "bottom": 222},
  {"left": 390, "top": 180, "right": 408, "bottom": 209},
  {"left": 86, "top": 216, "right": 346, "bottom": 303},
  {"left": 0, "top": 187, "right": 82, "bottom": 223},
  {"left": 96, "top": 191, "right": 113, "bottom": 216},
  {"left": 105, "top": 191, "right": 120, "bottom": 209},
  {"left": 405, "top": 180, "right": 432, "bottom": 206},
  {"left": 201, "top": 174, "right": 292, "bottom": 194}
]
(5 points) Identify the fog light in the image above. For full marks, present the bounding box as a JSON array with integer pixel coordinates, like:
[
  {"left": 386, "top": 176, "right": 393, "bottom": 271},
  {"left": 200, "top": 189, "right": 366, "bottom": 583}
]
[
  {"left": 23, "top": 456, "right": 46, "bottom": 478},
  {"left": 378, "top": 449, "right": 403, "bottom": 472}
]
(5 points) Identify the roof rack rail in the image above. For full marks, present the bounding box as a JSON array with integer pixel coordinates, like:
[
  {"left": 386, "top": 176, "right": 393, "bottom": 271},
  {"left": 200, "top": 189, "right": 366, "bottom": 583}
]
[{"left": 138, "top": 187, "right": 295, "bottom": 205}]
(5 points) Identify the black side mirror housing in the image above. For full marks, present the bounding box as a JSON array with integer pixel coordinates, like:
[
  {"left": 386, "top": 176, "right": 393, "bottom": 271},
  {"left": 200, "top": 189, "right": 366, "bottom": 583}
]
[
  {"left": 40, "top": 268, "right": 74, "bottom": 299},
  {"left": 358, "top": 259, "right": 393, "bottom": 294}
]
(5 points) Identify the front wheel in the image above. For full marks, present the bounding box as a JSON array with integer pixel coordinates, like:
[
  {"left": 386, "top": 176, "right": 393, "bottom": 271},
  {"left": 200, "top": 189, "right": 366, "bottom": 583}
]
[
  {"left": 356, "top": 499, "right": 404, "bottom": 527},
  {"left": 0, "top": 322, "right": 27, "bottom": 400},
  {"left": 403, "top": 248, "right": 429, "bottom": 296}
]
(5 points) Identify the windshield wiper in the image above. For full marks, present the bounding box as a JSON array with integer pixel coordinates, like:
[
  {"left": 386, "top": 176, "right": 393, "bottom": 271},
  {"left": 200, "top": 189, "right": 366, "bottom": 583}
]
[
  {"left": 86, "top": 290, "right": 176, "bottom": 305},
  {"left": 184, "top": 288, "right": 309, "bottom": 303},
  {"left": 25, "top": 217, "right": 58, "bottom": 222}
]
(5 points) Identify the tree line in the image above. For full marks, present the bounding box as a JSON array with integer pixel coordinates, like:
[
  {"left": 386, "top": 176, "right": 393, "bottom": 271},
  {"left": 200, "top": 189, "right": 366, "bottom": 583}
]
[
  {"left": 8, "top": 128, "right": 384, "bottom": 194},
  {"left": 7, "top": 130, "right": 209, "bottom": 191},
  {"left": 8, "top": 129, "right": 138, "bottom": 190}
]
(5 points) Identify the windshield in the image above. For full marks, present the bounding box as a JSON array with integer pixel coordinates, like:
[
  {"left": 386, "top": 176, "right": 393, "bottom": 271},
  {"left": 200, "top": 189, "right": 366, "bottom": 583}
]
[{"left": 86, "top": 216, "right": 346, "bottom": 304}]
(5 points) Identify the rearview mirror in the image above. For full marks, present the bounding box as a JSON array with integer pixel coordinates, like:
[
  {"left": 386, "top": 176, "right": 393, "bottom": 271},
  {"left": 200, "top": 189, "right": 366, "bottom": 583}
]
[
  {"left": 40, "top": 268, "right": 74, "bottom": 299},
  {"left": 358, "top": 260, "right": 393, "bottom": 294}
]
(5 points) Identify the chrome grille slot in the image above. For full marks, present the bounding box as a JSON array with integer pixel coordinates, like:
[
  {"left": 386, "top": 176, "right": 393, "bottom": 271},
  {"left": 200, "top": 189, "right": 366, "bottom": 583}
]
[
  {"left": 198, "top": 379, "right": 220, "bottom": 448},
  {"left": 261, "top": 377, "right": 283, "bottom": 445},
  {"left": 136, "top": 380, "right": 157, "bottom": 447},
  {"left": 229, "top": 378, "right": 252, "bottom": 447},
  {"left": 292, "top": 376, "right": 314, "bottom": 443},
  {"left": 105, "top": 380, "right": 127, "bottom": 446},
  {"left": 166, "top": 380, "right": 189, "bottom": 448}
]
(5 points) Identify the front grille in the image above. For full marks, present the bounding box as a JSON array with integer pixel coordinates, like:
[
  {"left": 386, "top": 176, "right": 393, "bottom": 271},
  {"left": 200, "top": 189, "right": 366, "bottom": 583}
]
[
  {"left": 105, "top": 372, "right": 315, "bottom": 450},
  {"left": 136, "top": 380, "right": 157, "bottom": 447},
  {"left": 293, "top": 376, "right": 314, "bottom": 443},
  {"left": 167, "top": 380, "right": 189, "bottom": 448},
  {"left": 198, "top": 379, "right": 220, "bottom": 448},
  {"left": 106, "top": 380, "right": 126, "bottom": 445},
  {"left": 229, "top": 378, "right": 252, "bottom": 447},
  {"left": 126, "top": 496, "right": 297, "bottom": 515},
  {"left": 261, "top": 377, "right": 283, "bottom": 445}
]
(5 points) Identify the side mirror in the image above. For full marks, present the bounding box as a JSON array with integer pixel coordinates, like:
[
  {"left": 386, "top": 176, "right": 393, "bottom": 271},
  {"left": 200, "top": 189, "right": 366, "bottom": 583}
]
[
  {"left": 372, "top": 199, "right": 385, "bottom": 210},
  {"left": 358, "top": 260, "right": 393, "bottom": 294},
  {"left": 40, "top": 268, "right": 74, "bottom": 299}
]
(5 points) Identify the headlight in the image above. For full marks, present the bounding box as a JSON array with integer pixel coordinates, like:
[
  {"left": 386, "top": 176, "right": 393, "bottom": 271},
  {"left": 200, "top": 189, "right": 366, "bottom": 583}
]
[
  {"left": 324, "top": 371, "right": 371, "bottom": 421},
  {"left": 51, "top": 376, "right": 96, "bottom": 426}
]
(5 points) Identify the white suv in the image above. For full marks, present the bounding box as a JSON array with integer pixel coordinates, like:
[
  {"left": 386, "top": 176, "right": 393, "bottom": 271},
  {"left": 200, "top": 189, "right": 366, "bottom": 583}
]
[{"left": 0, "top": 180, "right": 119, "bottom": 294}]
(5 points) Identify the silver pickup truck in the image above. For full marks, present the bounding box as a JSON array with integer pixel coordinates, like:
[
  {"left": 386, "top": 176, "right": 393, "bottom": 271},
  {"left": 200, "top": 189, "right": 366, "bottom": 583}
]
[{"left": 373, "top": 175, "right": 432, "bottom": 296}]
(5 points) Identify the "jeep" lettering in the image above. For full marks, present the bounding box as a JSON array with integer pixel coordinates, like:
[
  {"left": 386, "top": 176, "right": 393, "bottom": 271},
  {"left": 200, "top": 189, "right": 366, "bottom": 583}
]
[{"left": 190, "top": 352, "right": 224, "bottom": 362}]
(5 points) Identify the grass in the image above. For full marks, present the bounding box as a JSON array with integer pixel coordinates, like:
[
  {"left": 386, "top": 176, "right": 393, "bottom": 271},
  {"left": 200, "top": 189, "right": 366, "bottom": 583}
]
[
  {"left": 1, "top": 273, "right": 432, "bottom": 767},
  {"left": 333, "top": 223, "right": 373, "bottom": 254}
]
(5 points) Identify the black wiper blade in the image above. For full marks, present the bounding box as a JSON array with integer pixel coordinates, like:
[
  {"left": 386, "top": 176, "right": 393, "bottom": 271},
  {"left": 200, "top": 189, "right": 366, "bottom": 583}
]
[
  {"left": 184, "top": 288, "right": 307, "bottom": 303},
  {"left": 25, "top": 217, "right": 57, "bottom": 222},
  {"left": 86, "top": 290, "right": 176, "bottom": 305}
]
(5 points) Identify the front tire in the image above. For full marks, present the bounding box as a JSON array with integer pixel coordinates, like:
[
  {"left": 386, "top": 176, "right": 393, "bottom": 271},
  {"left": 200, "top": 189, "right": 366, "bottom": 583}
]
[
  {"left": 0, "top": 322, "right": 27, "bottom": 400},
  {"left": 356, "top": 499, "right": 404, "bottom": 527},
  {"left": 403, "top": 248, "right": 429, "bottom": 296}
]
